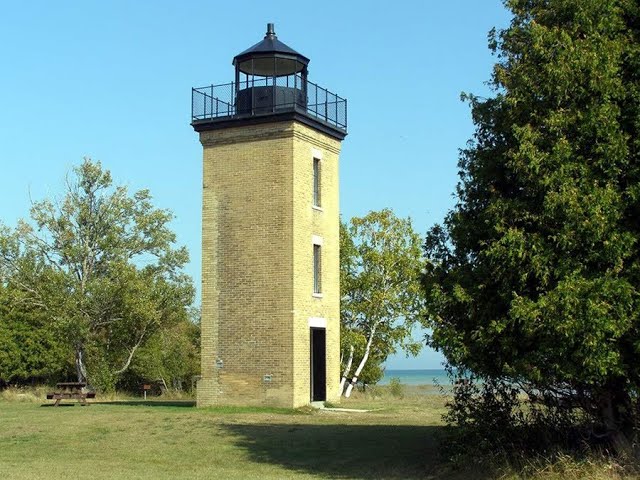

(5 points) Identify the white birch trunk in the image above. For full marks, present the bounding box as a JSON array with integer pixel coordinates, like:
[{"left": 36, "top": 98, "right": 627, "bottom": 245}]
[
  {"left": 344, "top": 325, "right": 377, "bottom": 398},
  {"left": 113, "top": 325, "right": 148, "bottom": 376},
  {"left": 159, "top": 377, "right": 169, "bottom": 394},
  {"left": 339, "top": 345, "right": 355, "bottom": 393},
  {"left": 75, "top": 347, "right": 88, "bottom": 383}
]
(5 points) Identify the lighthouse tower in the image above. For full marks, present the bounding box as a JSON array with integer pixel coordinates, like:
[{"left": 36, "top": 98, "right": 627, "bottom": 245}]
[{"left": 191, "top": 24, "right": 347, "bottom": 407}]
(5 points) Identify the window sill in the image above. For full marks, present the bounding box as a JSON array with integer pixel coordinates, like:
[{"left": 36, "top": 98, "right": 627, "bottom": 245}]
[
  {"left": 312, "top": 205, "right": 323, "bottom": 212},
  {"left": 312, "top": 293, "right": 323, "bottom": 299}
]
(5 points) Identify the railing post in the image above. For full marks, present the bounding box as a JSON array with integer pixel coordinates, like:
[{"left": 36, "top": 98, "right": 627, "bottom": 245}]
[
  {"left": 324, "top": 87, "right": 328, "bottom": 123},
  {"left": 203, "top": 90, "right": 207, "bottom": 119},
  {"left": 344, "top": 98, "right": 348, "bottom": 129}
]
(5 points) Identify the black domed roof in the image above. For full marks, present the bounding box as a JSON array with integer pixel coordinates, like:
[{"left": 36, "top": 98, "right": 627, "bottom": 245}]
[{"left": 233, "top": 24, "right": 309, "bottom": 76}]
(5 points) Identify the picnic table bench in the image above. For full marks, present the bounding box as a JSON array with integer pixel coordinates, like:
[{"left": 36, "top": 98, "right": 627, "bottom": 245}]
[{"left": 46, "top": 382, "right": 95, "bottom": 406}]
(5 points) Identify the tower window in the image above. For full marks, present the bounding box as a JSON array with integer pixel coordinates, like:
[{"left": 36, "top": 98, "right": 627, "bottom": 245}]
[
  {"left": 313, "top": 157, "right": 321, "bottom": 207},
  {"left": 313, "top": 243, "right": 322, "bottom": 294}
]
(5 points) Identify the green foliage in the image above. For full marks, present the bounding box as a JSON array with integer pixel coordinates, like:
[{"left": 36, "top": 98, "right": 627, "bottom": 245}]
[
  {"left": 0, "top": 285, "right": 71, "bottom": 385},
  {"left": 122, "top": 309, "right": 200, "bottom": 392},
  {"left": 388, "top": 377, "right": 405, "bottom": 399},
  {"left": 0, "top": 159, "right": 196, "bottom": 391},
  {"left": 340, "top": 327, "right": 385, "bottom": 384},
  {"left": 439, "top": 372, "right": 598, "bottom": 474},
  {"left": 424, "top": 0, "right": 640, "bottom": 449},
  {"left": 340, "top": 210, "right": 426, "bottom": 384}
]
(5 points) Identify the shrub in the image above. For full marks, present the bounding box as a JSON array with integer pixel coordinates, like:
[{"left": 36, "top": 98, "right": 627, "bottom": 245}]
[{"left": 388, "top": 377, "right": 405, "bottom": 399}]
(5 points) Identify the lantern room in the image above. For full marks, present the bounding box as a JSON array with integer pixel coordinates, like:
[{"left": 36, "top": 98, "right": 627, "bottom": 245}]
[
  {"left": 233, "top": 23, "right": 309, "bottom": 114},
  {"left": 191, "top": 23, "right": 347, "bottom": 134}
]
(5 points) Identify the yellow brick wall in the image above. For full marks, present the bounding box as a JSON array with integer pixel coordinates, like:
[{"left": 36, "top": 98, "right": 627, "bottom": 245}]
[
  {"left": 197, "top": 120, "right": 343, "bottom": 408},
  {"left": 291, "top": 123, "right": 342, "bottom": 407}
]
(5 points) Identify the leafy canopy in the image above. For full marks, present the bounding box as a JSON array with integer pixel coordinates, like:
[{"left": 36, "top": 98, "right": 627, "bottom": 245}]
[
  {"left": 424, "top": 0, "right": 640, "bottom": 442},
  {"left": 0, "top": 159, "right": 195, "bottom": 390},
  {"left": 341, "top": 209, "right": 426, "bottom": 383}
]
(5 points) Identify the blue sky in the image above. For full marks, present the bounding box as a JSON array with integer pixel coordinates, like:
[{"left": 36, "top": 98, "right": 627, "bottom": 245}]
[{"left": 0, "top": 1, "right": 512, "bottom": 369}]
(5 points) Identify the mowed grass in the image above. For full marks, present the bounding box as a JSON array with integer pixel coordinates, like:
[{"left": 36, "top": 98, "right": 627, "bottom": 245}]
[
  {"left": 0, "top": 388, "right": 456, "bottom": 480},
  {"left": 0, "top": 386, "right": 635, "bottom": 480}
]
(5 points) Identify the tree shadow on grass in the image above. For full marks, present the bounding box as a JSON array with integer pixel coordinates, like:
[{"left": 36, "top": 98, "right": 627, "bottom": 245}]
[{"left": 222, "top": 423, "right": 491, "bottom": 480}]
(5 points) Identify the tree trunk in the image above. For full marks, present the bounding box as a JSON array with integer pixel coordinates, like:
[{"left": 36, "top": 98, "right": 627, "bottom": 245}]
[
  {"left": 344, "top": 325, "right": 377, "bottom": 398},
  {"left": 160, "top": 377, "right": 169, "bottom": 393},
  {"left": 340, "top": 345, "right": 355, "bottom": 394},
  {"left": 597, "top": 383, "right": 634, "bottom": 455},
  {"left": 113, "top": 327, "right": 147, "bottom": 376},
  {"left": 75, "top": 346, "right": 88, "bottom": 383}
]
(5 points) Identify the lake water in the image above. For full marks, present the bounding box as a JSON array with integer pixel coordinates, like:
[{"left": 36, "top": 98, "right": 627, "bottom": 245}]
[{"left": 378, "top": 369, "right": 451, "bottom": 386}]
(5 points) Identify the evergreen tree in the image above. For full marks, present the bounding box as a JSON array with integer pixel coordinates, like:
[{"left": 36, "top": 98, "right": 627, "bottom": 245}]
[
  {"left": 0, "top": 282, "right": 70, "bottom": 386},
  {"left": 424, "top": 0, "right": 640, "bottom": 447}
]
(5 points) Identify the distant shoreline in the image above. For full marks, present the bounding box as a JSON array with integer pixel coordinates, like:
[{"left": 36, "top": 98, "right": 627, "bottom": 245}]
[{"left": 378, "top": 368, "right": 451, "bottom": 387}]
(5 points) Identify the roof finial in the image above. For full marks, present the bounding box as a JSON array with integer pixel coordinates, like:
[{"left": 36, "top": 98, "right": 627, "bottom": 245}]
[{"left": 266, "top": 23, "right": 276, "bottom": 38}]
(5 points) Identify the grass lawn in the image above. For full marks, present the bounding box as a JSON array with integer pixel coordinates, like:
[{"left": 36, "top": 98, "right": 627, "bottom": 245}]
[
  {"left": 0, "top": 387, "right": 458, "bottom": 480},
  {"left": 0, "top": 386, "right": 634, "bottom": 479}
]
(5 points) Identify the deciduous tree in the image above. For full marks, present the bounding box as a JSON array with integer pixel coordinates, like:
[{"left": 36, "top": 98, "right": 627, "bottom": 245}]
[
  {"left": 0, "top": 159, "right": 194, "bottom": 390},
  {"left": 340, "top": 210, "right": 426, "bottom": 397}
]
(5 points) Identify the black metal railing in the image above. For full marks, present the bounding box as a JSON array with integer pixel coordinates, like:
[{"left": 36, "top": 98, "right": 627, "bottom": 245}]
[{"left": 192, "top": 75, "right": 347, "bottom": 131}]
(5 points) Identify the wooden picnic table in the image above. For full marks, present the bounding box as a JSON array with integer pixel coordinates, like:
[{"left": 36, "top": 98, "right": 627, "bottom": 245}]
[{"left": 46, "top": 382, "right": 95, "bottom": 406}]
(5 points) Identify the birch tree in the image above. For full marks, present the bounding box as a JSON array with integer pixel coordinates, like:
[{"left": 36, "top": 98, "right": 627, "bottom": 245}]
[
  {"left": 340, "top": 210, "right": 426, "bottom": 397},
  {"left": 0, "top": 159, "right": 194, "bottom": 390}
]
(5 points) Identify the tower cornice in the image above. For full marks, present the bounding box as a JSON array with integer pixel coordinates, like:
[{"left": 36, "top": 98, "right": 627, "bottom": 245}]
[{"left": 192, "top": 109, "right": 347, "bottom": 142}]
